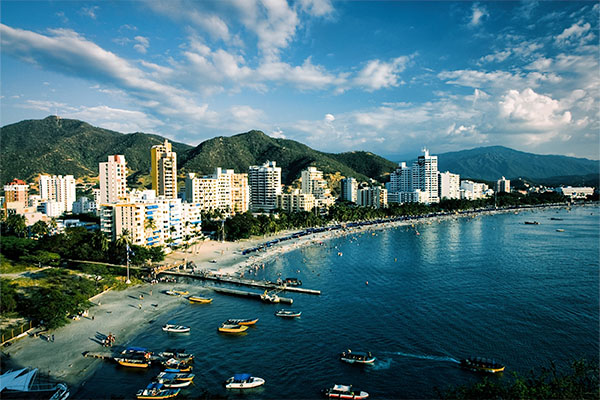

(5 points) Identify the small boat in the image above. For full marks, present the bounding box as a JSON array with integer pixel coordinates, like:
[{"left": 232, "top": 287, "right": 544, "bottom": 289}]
[
  {"left": 224, "top": 374, "right": 265, "bottom": 389},
  {"left": 165, "top": 290, "right": 178, "bottom": 296},
  {"left": 162, "top": 359, "right": 192, "bottom": 371},
  {"left": 156, "top": 370, "right": 195, "bottom": 383},
  {"left": 550, "top": 217, "right": 563, "bottom": 221},
  {"left": 218, "top": 323, "right": 248, "bottom": 334},
  {"left": 188, "top": 296, "right": 213, "bottom": 303},
  {"left": 172, "top": 289, "right": 189, "bottom": 296},
  {"left": 115, "top": 357, "right": 150, "bottom": 368},
  {"left": 162, "top": 324, "right": 191, "bottom": 333},
  {"left": 459, "top": 357, "right": 505, "bottom": 373},
  {"left": 339, "top": 350, "right": 375, "bottom": 364},
  {"left": 275, "top": 309, "right": 302, "bottom": 318},
  {"left": 284, "top": 277, "right": 302, "bottom": 286},
  {"left": 524, "top": 221, "right": 540, "bottom": 225},
  {"left": 323, "top": 384, "right": 369, "bottom": 399},
  {"left": 260, "top": 290, "right": 280, "bottom": 303},
  {"left": 158, "top": 349, "right": 194, "bottom": 363},
  {"left": 136, "top": 382, "right": 180, "bottom": 399},
  {"left": 225, "top": 318, "right": 259, "bottom": 326},
  {"left": 556, "top": 229, "right": 565, "bottom": 232}
]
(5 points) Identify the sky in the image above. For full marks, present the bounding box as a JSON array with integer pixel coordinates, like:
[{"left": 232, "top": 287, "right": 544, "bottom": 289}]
[{"left": 1, "top": 1, "right": 599, "bottom": 160}]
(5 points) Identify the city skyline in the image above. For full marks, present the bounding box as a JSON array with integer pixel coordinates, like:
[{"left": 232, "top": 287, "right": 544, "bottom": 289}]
[{"left": 1, "top": 1, "right": 598, "bottom": 160}]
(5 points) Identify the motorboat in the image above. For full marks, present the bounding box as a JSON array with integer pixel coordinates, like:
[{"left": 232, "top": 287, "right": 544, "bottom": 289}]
[
  {"left": 459, "top": 357, "right": 505, "bottom": 373},
  {"left": 172, "top": 289, "right": 189, "bottom": 295},
  {"left": 188, "top": 296, "right": 213, "bottom": 303},
  {"left": 114, "top": 357, "right": 150, "bottom": 368},
  {"left": 0, "top": 368, "right": 70, "bottom": 400},
  {"left": 155, "top": 371, "right": 194, "bottom": 387},
  {"left": 284, "top": 277, "right": 302, "bottom": 286},
  {"left": 162, "top": 324, "right": 191, "bottom": 333},
  {"left": 162, "top": 359, "right": 192, "bottom": 372},
  {"left": 260, "top": 290, "right": 280, "bottom": 303},
  {"left": 556, "top": 229, "right": 565, "bottom": 232},
  {"left": 157, "top": 349, "right": 194, "bottom": 363},
  {"left": 339, "top": 350, "right": 376, "bottom": 364},
  {"left": 274, "top": 309, "right": 302, "bottom": 318},
  {"left": 524, "top": 221, "right": 540, "bottom": 225},
  {"left": 154, "top": 376, "right": 192, "bottom": 388},
  {"left": 225, "top": 318, "right": 259, "bottom": 326},
  {"left": 224, "top": 374, "right": 265, "bottom": 389},
  {"left": 136, "top": 382, "right": 180, "bottom": 399},
  {"left": 323, "top": 384, "right": 369, "bottom": 399},
  {"left": 159, "top": 370, "right": 195, "bottom": 381},
  {"left": 218, "top": 323, "right": 248, "bottom": 334}
]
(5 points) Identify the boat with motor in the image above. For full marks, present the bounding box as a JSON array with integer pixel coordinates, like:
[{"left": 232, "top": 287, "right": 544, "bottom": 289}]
[
  {"left": 157, "top": 349, "right": 194, "bottom": 363},
  {"left": 154, "top": 375, "right": 192, "bottom": 388},
  {"left": 322, "top": 384, "right": 369, "bottom": 399},
  {"left": 136, "top": 382, "right": 180, "bottom": 399},
  {"left": 459, "top": 357, "right": 505, "bottom": 373},
  {"left": 556, "top": 229, "right": 565, "bottom": 232},
  {"left": 155, "top": 371, "right": 195, "bottom": 387},
  {"left": 550, "top": 217, "right": 563, "bottom": 221},
  {"left": 260, "top": 290, "right": 280, "bottom": 303},
  {"left": 162, "top": 324, "right": 191, "bottom": 333},
  {"left": 162, "top": 359, "right": 192, "bottom": 371},
  {"left": 115, "top": 356, "right": 150, "bottom": 368},
  {"left": 284, "top": 277, "right": 302, "bottom": 286},
  {"left": 188, "top": 296, "right": 213, "bottom": 303},
  {"left": 339, "top": 350, "right": 376, "bottom": 364},
  {"left": 0, "top": 367, "right": 70, "bottom": 400},
  {"left": 225, "top": 318, "right": 259, "bottom": 325},
  {"left": 218, "top": 323, "right": 248, "bottom": 334},
  {"left": 224, "top": 374, "right": 265, "bottom": 389},
  {"left": 275, "top": 309, "right": 302, "bottom": 318},
  {"left": 524, "top": 221, "right": 540, "bottom": 225}
]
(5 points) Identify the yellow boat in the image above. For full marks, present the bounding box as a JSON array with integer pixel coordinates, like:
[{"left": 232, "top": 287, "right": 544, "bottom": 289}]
[
  {"left": 114, "top": 357, "right": 150, "bottom": 368},
  {"left": 218, "top": 323, "right": 248, "bottom": 334},
  {"left": 225, "top": 318, "right": 258, "bottom": 326},
  {"left": 172, "top": 290, "right": 189, "bottom": 296},
  {"left": 188, "top": 296, "right": 213, "bottom": 304}
]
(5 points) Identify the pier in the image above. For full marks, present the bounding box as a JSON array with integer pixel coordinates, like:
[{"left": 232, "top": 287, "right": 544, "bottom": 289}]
[
  {"left": 158, "top": 270, "right": 321, "bottom": 295},
  {"left": 211, "top": 287, "right": 294, "bottom": 304},
  {"left": 83, "top": 351, "right": 114, "bottom": 360}
]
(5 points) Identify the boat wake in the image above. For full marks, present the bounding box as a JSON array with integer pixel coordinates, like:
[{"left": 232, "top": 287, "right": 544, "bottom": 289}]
[
  {"left": 369, "top": 358, "right": 393, "bottom": 371},
  {"left": 385, "top": 351, "right": 459, "bottom": 364}
]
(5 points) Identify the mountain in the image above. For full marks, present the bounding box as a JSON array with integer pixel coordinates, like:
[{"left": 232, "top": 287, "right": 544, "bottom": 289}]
[{"left": 438, "top": 146, "right": 599, "bottom": 182}]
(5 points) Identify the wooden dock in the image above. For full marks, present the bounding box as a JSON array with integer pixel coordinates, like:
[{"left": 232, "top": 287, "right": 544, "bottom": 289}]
[
  {"left": 211, "top": 287, "right": 294, "bottom": 304},
  {"left": 83, "top": 351, "right": 114, "bottom": 360},
  {"left": 159, "top": 270, "right": 321, "bottom": 295}
]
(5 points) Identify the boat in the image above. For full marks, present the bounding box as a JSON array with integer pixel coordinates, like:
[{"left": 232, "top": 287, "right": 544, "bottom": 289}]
[
  {"left": 524, "top": 221, "right": 540, "bottom": 225},
  {"left": 155, "top": 371, "right": 195, "bottom": 387},
  {"left": 188, "top": 296, "right": 213, "bottom": 303},
  {"left": 323, "top": 384, "right": 369, "bottom": 399},
  {"left": 157, "top": 349, "right": 194, "bottom": 363},
  {"left": 218, "top": 323, "right": 248, "bottom": 334},
  {"left": 459, "top": 357, "right": 505, "bottom": 373},
  {"left": 162, "top": 324, "right": 191, "bottom": 333},
  {"left": 136, "top": 382, "right": 180, "bottom": 399},
  {"left": 162, "top": 359, "right": 192, "bottom": 371},
  {"left": 550, "top": 217, "right": 563, "bottom": 221},
  {"left": 165, "top": 290, "right": 178, "bottom": 296},
  {"left": 0, "top": 368, "right": 70, "bottom": 400},
  {"left": 556, "top": 229, "right": 565, "bottom": 232},
  {"left": 114, "top": 357, "right": 150, "bottom": 368},
  {"left": 284, "top": 277, "right": 302, "bottom": 286},
  {"left": 260, "top": 290, "right": 280, "bottom": 303},
  {"left": 224, "top": 374, "right": 265, "bottom": 389},
  {"left": 339, "top": 350, "right": 376, "bottom": 364},
  {"left": 172, "top": 289, "right": 189, "bottom": 296},
  {"left": 225, "top": 318, "right": 259, "bottom": 325},
  {"left": 154, "top": 376, "right": 192, "bottom": 388},
  {"left": 275, "top": 309, "right": 302, "bottom": 318}
]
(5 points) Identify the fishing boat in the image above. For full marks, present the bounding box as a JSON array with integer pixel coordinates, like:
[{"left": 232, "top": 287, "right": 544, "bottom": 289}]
[
  {"left": 339, "top": 350, "right": 376, "bottom": 364},
  {"left": 224, "top": 374, "right": 265, "bottom": 389},
  {"left": 114, "top": 357, "right": 150, "bottom": 368},
  {"left": 323, "top": 384, "right": 369, "bottom": 399},
  {"left": 284, "top": 277, "right": 302, "bottom": 286},
  {"left": 165, "top": 290, "right": 178, "bottom": 296},
  {"left": 274, "top": 309, "right": 302, "bottom": 318},
  {"left": 260, "top": 290, "right": 280, "bottom": 303},
  {"left": 218, "top": 323, "right": 248, "bottom": 334},
  {"left": 188, "top": 296, "right": 213, "bottom": 303},
  {"left": 136, "top": 382, "right": 180, "bottom": 399},
  {"left": 172, "top": 289, "right": 189, "bottom": 296},
  {"left": 155, "top": 370, "right": 195, "bottom": 386},
  {"left": 157, "top": 349, "right": 194, "bottom": 363},
  {"left": 524, "top": 221, "right": 540, "bottom": 225},
  {"left": 162, "top": 324, "right": 191, "bottom": 333},
  {"left": 225, "top": 318, "right": 259, "bottom": 325},
  {"left": 459, "top": 357, "right": 505, "bottom": 373},
  {"left": 556, "top": 229, "right": 565, "bottom": 232},
  {"left": 550, "top": 217, "right": 563, "bottom": 221},
  {"left": 162, "top": 359, "right": 192, "bottom": 371},
  {"left": 154, "top": 375, "right": 192, "bottom": 388}
]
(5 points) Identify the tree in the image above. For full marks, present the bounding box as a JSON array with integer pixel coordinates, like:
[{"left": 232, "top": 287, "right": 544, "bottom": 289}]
[
  {"left": 0, "top": 279, "right": 18, "bottom": 314},
  {"left": 5, "top": 214, "right": 27, "bottom": 237},
  {"left": 30, "top": 220, "right": 49, "bottom": 238}
]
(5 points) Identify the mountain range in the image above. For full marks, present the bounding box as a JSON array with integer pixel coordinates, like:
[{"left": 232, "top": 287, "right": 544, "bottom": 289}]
[{"left": 1, "top": 116, "right": 598, "bottom": 188}]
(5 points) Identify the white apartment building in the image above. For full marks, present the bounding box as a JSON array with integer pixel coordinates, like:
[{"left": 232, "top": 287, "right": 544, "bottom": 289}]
[
  {"left": 185, "top": 168, "right": 249, "bottom": 215},
  {"left": 301, "top": 166, "right": 334, "bottom": 212},
  {"left": 412, "top": 148, "right": 439, "bottom": 203},
  {"left": 438, "top": 171, "right": 461, "bottom": 200},
  {"left": 497, "top": 176, "right": 511, "bottom": 193},
  {"left": 460, "top": 180, "right": 489, "bottom": 200},
  {"left": 341, "top": 177, "right": 358, "bottom": 203},
  {"left": 555, "top": 186, "right": 594, "bottom": 199},
  {"left": 276, "top": 189, "right": 316, "bottom": 213},
  {"left": 38, "top": 174, "right": 76, "bottom": 213},
  {"left": 72, "top": 196, "right": 97, "bottom": 214},
  {"left": 99, "top": 155, "right": 127, "bottom": 204},
  {"left": 151, "top": 140, "right": 177, "bottom": 199},
  {"left": 249, "top": 161, "right": 282, "bottom": 212},
  {"left": 39, "top": 201, "right": 66, "bottom": 218},
  {"left": 389, "top": 162, "right": 412, "bottom": 193},
  {"left": 185, "top": 173, "right": 219, "bottom": 212},
  {"left": 357, "top": 186, "right": 388, "bottom": 208}
]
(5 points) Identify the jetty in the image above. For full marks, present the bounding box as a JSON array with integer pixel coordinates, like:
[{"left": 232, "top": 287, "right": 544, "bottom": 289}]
[
  {"left": 211, "top": 287, "right": 294, "bottom": 304},
  {"left": 158, "top": 270, "right": 321, "bottom": 295}
]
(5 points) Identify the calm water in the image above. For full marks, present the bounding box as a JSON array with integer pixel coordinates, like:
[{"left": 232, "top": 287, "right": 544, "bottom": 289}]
[{"left": 76, "top": 205, "right": 599, "bottom": 399}]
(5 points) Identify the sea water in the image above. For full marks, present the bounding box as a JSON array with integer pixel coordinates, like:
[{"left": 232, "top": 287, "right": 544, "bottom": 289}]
[{"left": 76, "top": 205, "right": 599, "bottom": 399}]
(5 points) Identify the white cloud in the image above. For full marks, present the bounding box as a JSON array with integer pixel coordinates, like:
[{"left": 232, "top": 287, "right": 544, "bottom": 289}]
[
  {"left": 298, "top": 0, "right": 334, "bottom": 17},
  {"left": 479, "top": 50, "right": 511, "bottom": 64},
  {"left": 555, "top": 20, "right": 592, "bottom": 46},
  {"left": 499, "top": 88, "right": 571, "bottom": 130},
  {"left": 133, "top": 36, "right": 149, "bottom": 54},
  {"left": 80, "top": 6, "right": 99, "bottom": 20},
  {"left": 324, "top": 113, "right": 335, "bottom": 122},
  {"left": 353, "top": 57, "right": 410, "bottom": 91},
  {"left": 64, "top": 105, "right": 165, "bottom": 133},
  {"left": 469, "top": 3, "right": 488, "bottom": 26}
]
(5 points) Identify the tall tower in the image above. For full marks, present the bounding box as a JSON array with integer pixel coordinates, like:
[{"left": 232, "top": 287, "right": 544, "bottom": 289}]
[
  {"left": 411, "top": 148, "right": 439, "bottom": 203},
  {"left": 248, "top": 161, "right": 281, "bottom": 212},
  {"left": 38, "top": 174, "right": 76, "bottom": 212},
  {"left": 151, "top": 139, "right": 177, "bottom": 199},
  {"left": 99, "top": 155, "right": 127, "bottom": 204}
]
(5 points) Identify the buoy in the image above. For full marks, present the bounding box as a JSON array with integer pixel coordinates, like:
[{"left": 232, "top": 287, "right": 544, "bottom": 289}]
[{"left": 365, "top": 281, "right": 369, "bottom": 285}]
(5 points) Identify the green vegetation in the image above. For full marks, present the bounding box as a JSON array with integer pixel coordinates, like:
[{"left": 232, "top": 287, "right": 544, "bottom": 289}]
[{"left": 439, "top": 359, "right": 599, "bottom": 399}]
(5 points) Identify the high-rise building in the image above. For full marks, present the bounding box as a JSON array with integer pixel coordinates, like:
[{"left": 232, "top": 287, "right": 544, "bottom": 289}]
[
  {"left": 3, "top": 179, "right": 29, "bottom": 204},
  {"left": 438, "top": 171, "right": 461, "bottom": 200},
  {"left": 231, "top": 173, "right": 250, "bottom": 214},
  {"left": 151, "top": 139, "right": 177, "bottom": 199},
  {"left": 341, "top": 177, "right": 358, "bottom": 203},
  {"left": 496, "top": 176, "right": 511, "bottom": 193},
  {"left": 185, "top": 173, "right": 219, "bottom": 211},
  {"left": 411, "top": 148, "right": 439, "bottom": 203},
  {"left": 38, "top": 174, "right": 76, "bottom": 212},
  {"left": 276, "top": 189, "right": 316, "bottom": 213},
  {"left": 99, "top": 155, "right": 127, "bottom": 204},
  {"left": 460, "top": 180, "right": 488, "bottom": 200},
  {"left": 249, "top": 161, "right": 281, "bottom": 212},
  {"left": 357, "top": 186, "right": 388, "bottom": 208},
  {"left": 185, "top": 168, "right": 248, "bottom": 215},
  {"left": 389, "top": 162, "right": 412, "bottom": 193}
]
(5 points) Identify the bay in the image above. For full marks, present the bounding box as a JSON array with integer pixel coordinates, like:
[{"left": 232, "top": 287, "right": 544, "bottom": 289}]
[{"left": 76, "top": 205, "right": 599, "bottom": 399}]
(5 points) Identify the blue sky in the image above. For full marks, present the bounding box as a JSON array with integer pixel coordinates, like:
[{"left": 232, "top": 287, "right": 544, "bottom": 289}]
[{"left": 1, "top": 1, "right": 598, "bottom": 160}]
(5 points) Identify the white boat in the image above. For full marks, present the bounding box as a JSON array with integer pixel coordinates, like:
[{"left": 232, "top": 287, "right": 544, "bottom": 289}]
[
  {"left": 275, "top": 309, "right": 302, "bottom": 318},
  {"left": 155, "top": 372, "right": 194, "bottom": 388},
  {"left": 339, "top": 350, "right": 376, "bottom": 364},
  {"left": 323, "top": 384, "right": 369, "bottom": 399},
  {"left": 224, "top": 374, "right": 265, "bottom": 389},
  {"left": 162, "top": 324, "right": 191, "bottom": 333}
]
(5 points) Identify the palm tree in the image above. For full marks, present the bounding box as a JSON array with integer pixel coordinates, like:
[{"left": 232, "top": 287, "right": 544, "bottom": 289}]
[
  {"left": 5, "top": 214, "right": 27, "bottom": 237},
  {"left": 30, "top": 220, "right": 49, "bottom": 238}
]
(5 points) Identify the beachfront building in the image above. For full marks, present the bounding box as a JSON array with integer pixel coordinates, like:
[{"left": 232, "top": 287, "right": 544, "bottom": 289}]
[
  {"left": 460, "top": 180, "right": 489, "bottom": 200},
  {"left": 99, "top": 155, "right": 127, "bottom": 205},
  {"left": 72, "top": 196, "right": 97, "bottom": 214},
  {"left": 231, "top": 172, "right": 250, "bottom": 214},
  {"left": 412, "top": 148, "right": 439, "bottom": 203},
  {"left": 496, "top": 176, "right": 511, "bottom": 193},
  {"left": 341, "top": 177, "right": 358, "bottom": 203},
  {"left": 301, "top": 166, "right": 335, "bottom": 212},
  {"left": 357, "top": 186, "right": 388, "bottom": 208},
  {"left": 249, "top": 161, "right": 282, "bottom": 212},
  {"left": 277, "top": 189, "right": 316, "bottom": 213},
  {"left": 439, "top": 171, "right": 461, "bottom": 200},
  {"left": 554, "top": 186, "right": 594, "bottom": 199},
  {"left": 389, "top": 162, "right": 412, "bottom": 193},
  {"left": 38, "top": 174, "right": 76, "bottom": 213},
  {"left": 3, "top": 179, "right": 29, "bottom": 205},
  {"left": 185, "top": 168, "right": 248, "bottom": 215},
  {"left": 151, "top": 139, "right": 177, "bottom": 199},
  {"left": 185, "top": 173, "right": 218, "bottom": 211}
]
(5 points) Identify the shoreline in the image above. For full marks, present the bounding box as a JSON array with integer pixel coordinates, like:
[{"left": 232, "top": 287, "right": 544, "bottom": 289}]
[{"left": 2, "top": 202, "right": 583, "bottom": 394}]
